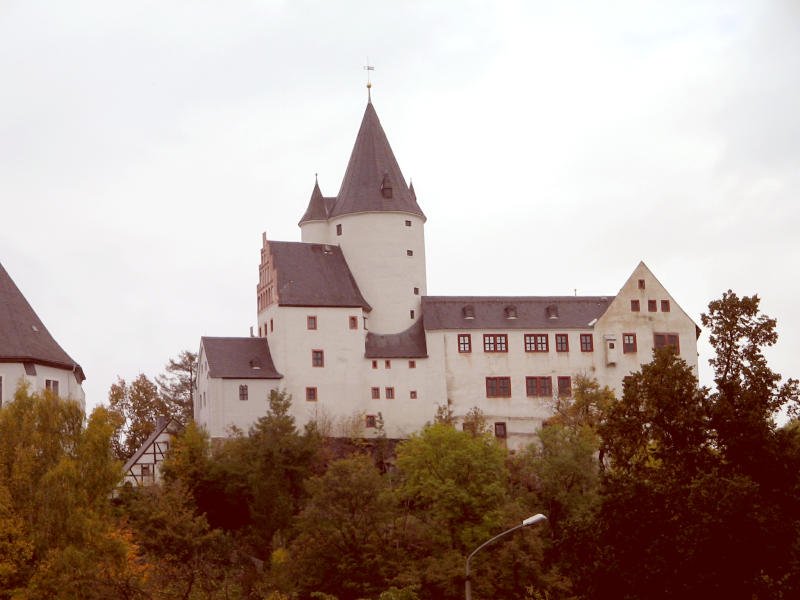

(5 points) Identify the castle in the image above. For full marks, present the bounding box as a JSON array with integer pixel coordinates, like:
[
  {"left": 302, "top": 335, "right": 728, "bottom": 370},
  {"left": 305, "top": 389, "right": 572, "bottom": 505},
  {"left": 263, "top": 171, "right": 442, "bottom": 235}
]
[
  {"left": 0, "top": 263, "right": 85, "bottom": 408},
  {"left": 195, "top": 97, "right": 699, "bottom": 449}
]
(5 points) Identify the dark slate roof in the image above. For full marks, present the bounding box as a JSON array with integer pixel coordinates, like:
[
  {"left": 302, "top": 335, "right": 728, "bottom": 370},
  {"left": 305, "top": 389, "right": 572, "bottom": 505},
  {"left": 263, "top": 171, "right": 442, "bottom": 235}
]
[
  {"left": 365, "top": 319, "right": 428, "bottom": 358},
  {"left": 329, "top": 101, "right": 425, "bottom": 220},
  {"left": 0, "top": 262, "right": 85, "bottom": 381},
  {"left": 269, "top": 241, "right": 371, "bottom": 309},
  {"left": 202, "top": 337, "right": 283, "bottom": 379},
  {"left": 298, "top": 180, "right": 337, "bottom": 225},
  {"left": 421, "top": 296, "right": 614, "bottom": 330}
]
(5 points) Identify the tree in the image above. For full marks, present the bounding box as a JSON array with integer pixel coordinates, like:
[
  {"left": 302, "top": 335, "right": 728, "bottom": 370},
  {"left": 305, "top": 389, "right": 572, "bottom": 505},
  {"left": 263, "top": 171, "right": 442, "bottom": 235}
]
[
  {"left": 156, "top": 350, "right": 198, "bottom": 424},
  {"left": 108, "top": 374, "right": 170, "bottom": 460}
]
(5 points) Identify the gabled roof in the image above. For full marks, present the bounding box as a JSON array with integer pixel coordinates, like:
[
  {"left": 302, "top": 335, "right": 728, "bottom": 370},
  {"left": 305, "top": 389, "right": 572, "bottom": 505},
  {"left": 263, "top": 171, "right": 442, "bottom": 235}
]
[
  {"left": 201, "top": 337, "right": 282, "bottom": 379},
  {"left": 329, "top": 101, "right": 425, "bottom": 220},
  {"left": 122, "top": 416, "right": 183, "bottom": 473},
  {"left": 421, "top": 296, "right": 613, "bottom": 330},
  {"left": 0, "top": 262, "right": 85, "bottom": 381},
  {"left": 269, "top": 241, "right": 371, "bottom": 309},
  {"left": 365, "top": 319, "right": 428, "bottom": 358},
  {"left": 298, "top": 179, "right": 337, "bottom": 225}
]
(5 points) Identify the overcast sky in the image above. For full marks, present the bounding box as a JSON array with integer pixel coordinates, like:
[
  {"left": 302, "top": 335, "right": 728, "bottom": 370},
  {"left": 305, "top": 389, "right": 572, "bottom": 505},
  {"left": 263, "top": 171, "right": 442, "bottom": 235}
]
[{"left": 1, "top": 0, "right": 798, "bottom": 413}]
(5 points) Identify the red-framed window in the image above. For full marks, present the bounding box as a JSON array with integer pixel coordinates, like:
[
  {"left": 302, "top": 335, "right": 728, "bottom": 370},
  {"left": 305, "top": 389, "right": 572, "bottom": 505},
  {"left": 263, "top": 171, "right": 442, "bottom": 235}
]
[
  {"left": 458, "top": 334, "right": 472, "bottom": 353},
  {"left": 661, "top": 300, "right": 671, "bottom": 312},
  {"left": 312, "top": 349, "right": 324, "bottom": 367},
  {"left": 408, "top": 360, "right": 416, "bottom": 368},
  {"left": 580, "top": 333, "right": 594, "bottom": 352},
  {"left": 410, "top": 390, "right": 417, "bottom": 399},
  {"left": 349, "top": 316, "right": 358, "bottom": 329},
  {"left": 307, "top": 315, "right": 317, "bottom": 330},
  {"left": 623, "top": 333, "right": 637, "bottom": 353},
  {"left": 385, "top": 387, "right": 395, "bottom": 399},
  {"left": 648, "top": 299, "right": 657, "bottom": 312},
  {"left": 494, "top": 422, "right": 507, "bottom": 439},
  {"left": 526, "top": 376, "right": 552, "bottom": 397},
  {"left": 555, "top": 334, "right": 569, "bottom": 352},
  {"left": 524, "top": 334, "right": 548, "bottom": 352},
  {"left": 654, "top": 333, "right": 680, "bottom": 353},
  {"left": 385, "top": 360, "right": 391, "bottom": 369},
  {"left": 486, "top": 377, "right": 512, "bottom": 398},
  {"left": 365, "top": 415, "right": 377, "bottom": 428},
  {"left": 484, "top": 334, "right": 508, "bottom": 352},
  {"left": 306, "top": 387, "right": 317, "bottom": 401},
  {"left": 413, "top": 287, "right": 419, "bottom": 295},
  {"left": 631, "top": 299, "right": 640, "bottom": 312},
  {"left": 638, "top": 279, "right": 646, "bottom": 289},
  {"left": 557, "top": 376, "right": 572, "bottom": 397},
  {"left": 371, "top": 360, "right": 378, "bottom": 369},
  {"left": 371, "top": 387, "right": 380, "bottom": 399}
]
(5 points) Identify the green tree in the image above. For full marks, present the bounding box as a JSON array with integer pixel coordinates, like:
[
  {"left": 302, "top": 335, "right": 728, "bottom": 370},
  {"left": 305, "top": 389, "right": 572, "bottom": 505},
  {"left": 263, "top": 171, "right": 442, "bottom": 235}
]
[{"left": 156, "top": 350, "right": 198, "bottom": 424}]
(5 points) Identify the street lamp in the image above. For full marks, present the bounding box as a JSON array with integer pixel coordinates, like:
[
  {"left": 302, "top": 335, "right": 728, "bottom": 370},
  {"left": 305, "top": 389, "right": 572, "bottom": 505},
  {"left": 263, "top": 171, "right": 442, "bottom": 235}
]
[{"left": 464, "top": 514, "right": 547, "bottom": 600}]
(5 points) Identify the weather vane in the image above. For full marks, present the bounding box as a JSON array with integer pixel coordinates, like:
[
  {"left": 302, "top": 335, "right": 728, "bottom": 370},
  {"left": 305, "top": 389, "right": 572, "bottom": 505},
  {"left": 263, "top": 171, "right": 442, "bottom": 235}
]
[{"left": 364, "top": 59, "right": 374, "bottom": 101}]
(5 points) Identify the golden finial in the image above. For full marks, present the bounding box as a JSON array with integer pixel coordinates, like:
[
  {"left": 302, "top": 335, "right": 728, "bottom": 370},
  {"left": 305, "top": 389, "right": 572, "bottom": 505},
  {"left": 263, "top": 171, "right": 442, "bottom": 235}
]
[{"left": 364, "top": 59, "right": 374, "bottom": 102}]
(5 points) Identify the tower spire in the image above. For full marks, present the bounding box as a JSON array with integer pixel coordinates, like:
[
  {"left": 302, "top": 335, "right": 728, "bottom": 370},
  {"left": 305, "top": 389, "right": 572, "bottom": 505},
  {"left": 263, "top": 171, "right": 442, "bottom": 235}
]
[{"left": 363, "top": 60, "right": 374, "bottom": 103}]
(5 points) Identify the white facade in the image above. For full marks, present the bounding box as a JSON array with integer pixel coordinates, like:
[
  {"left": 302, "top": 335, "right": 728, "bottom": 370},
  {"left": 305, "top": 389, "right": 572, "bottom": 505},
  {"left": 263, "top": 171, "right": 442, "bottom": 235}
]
[
  {"left": 0, "top": 363, "right": 85, "bottom": 409},
  {"left": 196, "top": 100, "right": 699, "bottom": 449}
]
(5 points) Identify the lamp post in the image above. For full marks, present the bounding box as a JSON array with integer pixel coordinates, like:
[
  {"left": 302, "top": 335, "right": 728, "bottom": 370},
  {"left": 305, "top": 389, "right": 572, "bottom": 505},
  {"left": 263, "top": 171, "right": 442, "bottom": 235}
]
[{"left": 464, "top": 514, "right": 547, "bottom": 600}]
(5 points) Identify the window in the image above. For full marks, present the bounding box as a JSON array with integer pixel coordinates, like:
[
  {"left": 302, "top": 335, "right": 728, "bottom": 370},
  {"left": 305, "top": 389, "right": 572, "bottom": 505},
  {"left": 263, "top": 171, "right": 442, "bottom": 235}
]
[
  {"left": 557, "top": 376, "right": 572, "bottom": 397},
  {"left": 371, "top": 360, "right": 378, "bottom": 369},
  {"left": 580, "top": 333, "right": 594, "bottom": 352},
  {"left": 654, "top": 333, "right": 680, "bottom": 352},
  {"left": 661, "top": 300, "right": 671, "bottom": 312},
  {"left": 371, "top": 387, "right": 380, "bottom": 399},
  {"left": 484, "top": 334, "right": 508, "bottom": 352},
  {"left": 638, "top": 279, "right": 646, "bottom": 289},
  {"left": 365, "top": 415, "right": 377, "bottom": 428},
  {"left": 141, "top": 464, "right": 151, "bottom": 477},
  {"left": 555, "top": 334, "right": 569, "bottom": 352},
  {"left": 385, "top": 360, "right": 391, "bottom": 369},
  {"left": 336, "top": 224, "right": 342, "bottom": 236},
  {"left": 410, "top": 390, "right": 417, "bottom": 399},
  {"left": 0, "top": 375, "right": 3, "bottom": 407},
  {"left": 410, "top": 309, "right": 415, "bottom": 319},
  {"left": 648, "top": 299, "right": 657, "bottom": 312},
  {"left": 258, "top": 325, "right": 262, "bottom": 337},
  {"left": 349, "top": 316, "right": 358, "bottom": 329},
  {"left": 270, "top": 319, "right": 273, "bottom": 332},
  {"left": 307, "top": 315, "right": 317, "bottom": 330},
  {"left": 45, "top": 379, "right": 59, "bottom": 395},
  {"left": 405, "top": 220, "right": 412, "bottom": 227},
  {"left": 494, "top": 422, "right": 507, "bottom": 439},
  {"left": 385, "top": 387, "right": 395, "bottom": 399},
  {"left": 526, "top": 376, "right": 552, "bottom": 397},
  {"left": 406, "top": 249, "right": 413, "bottom": 256},
  {"left": 631, "top": 299, "right": 640, "bottom": 312},
  {"left": 458, "top": 334, "right": 472, "bottom": 353},
  {"left": 623, "top": 333, "right": 637, "bottom": 353},
  {"left": 306, "top": 387, "right": 317, "bottom": 401},
  {"left": 408, "top": 360, "right": 416, "bottom": 368},
  {"left": 486, "top": 377, "right": 512, "bottom": 398},
  {"left": 239, "top": 385, "right": 248, "bottom": 401},
  {"left": 312, "top": 350, "right": 324, "bottom": 367},
  {"left": 413, "top": 287, "right": 419, "bottom": 295},
  {"left": 524, "top": 334, "right": 548, "bottom": 352}
]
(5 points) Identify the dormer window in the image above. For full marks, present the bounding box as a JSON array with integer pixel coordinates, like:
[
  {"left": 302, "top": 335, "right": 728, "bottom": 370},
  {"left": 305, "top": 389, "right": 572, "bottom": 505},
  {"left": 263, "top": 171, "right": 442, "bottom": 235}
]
[
  {"left": 546, "top": 304, "right": 559, "bottom": 320},
  {"left": 380, "top": 173, "right": 393, "bottom": 199},
  {"left": 462, "top": 305, "right": 475, "bottom": 320},
  {"left": 504, "top": 305, "right": 517, "bottom": 319},
  {"left": 249, "top": 358, "right": 261, "bottom": 370}
]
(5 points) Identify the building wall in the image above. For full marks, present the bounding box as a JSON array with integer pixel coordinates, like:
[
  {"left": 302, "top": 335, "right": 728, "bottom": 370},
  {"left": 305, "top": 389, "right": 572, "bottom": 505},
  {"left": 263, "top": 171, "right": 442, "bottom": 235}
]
[
  {"left": 122, "top": 428, "right": 175, "bottom": 487},
  {"left": 329, "top": 212, "right": 427, "bottom": 335},
  {"left": 0, "top": 362, "right": 85, "bottom": 409}
]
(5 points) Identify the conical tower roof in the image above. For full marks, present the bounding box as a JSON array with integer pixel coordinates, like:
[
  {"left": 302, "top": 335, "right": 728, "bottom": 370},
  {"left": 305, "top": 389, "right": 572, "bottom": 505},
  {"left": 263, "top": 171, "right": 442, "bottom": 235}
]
[
  {"left": 330, "top": 101, "right": 425, "bottom": 220},
  {"left": 0, "top": 262, "right": 85, "bottom": 381},
  {"left": 298, "top": 178, "right": 332, "bottom": 225}
]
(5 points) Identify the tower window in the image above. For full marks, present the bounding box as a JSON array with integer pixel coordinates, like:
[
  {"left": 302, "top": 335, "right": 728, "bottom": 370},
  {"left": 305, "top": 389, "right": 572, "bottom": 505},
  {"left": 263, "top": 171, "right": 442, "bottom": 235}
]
[
  {"left": 408, "top": 360, "right": 416, "bottom": 368},
  {"left": 45, "top": 379, "right": 59, "bottom": 396},
  {"left": 410, "top": 309, "right": 415, "bottom": 319},
  {"left": 406, "top": 249, "right": 413, "bottom": 256},
  {"left": 312, "top": 350, "right": 325, "bottom": 367},
  {"left": 349, "top": 316, "right": 358, "bottom": 329},
  {"left": 405, "top": 220, "right": 412, "bottom": 227},
  {"left": 413, "top": 287, "right": 419, "bottom": 295},
  {"left": 336, "top": 224, "right": 342, "bottom": 236},
  {"left": 410, "top": 390, "right": 417, "bottom": 399}
]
